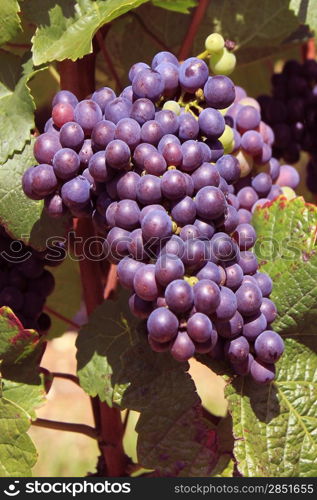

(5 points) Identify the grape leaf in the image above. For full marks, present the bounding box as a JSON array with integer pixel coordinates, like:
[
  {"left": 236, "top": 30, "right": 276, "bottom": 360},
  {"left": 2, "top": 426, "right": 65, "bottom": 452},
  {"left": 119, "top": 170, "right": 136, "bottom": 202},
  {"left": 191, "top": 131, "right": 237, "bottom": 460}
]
[
  {"left": 0, "top": 51, "right": 42, "bottom": 163},
  {"left": 290, "top": 0, "right": 317, "bottom": 36},
  {"left": 1, "top": 377, "right": 47, "bottom": 420},
  {"left": 76, "top": 289, "right": 220, "bottom": 475},
  {"left": 226, "top": 339, "right": 317, "bottom": 477},
  {"left": 46, "top": 256, "right": 82, "bottom": 338},
  {"left": 0, "top": 0, "right": 21, "bottom": 46},
  {"left": 0, "top": 397, "right": 37, "bottom": 477},
  {"left": 252, "top": 196, "right": 317, "bottom": 344},
  {"left": 24, "top": 0, "right": 150, "bottom": 65},
  {"left": 0, "top": 140, "right": 71, "bottom": 251},
  {"left": 151, "top": 0, "right": 197, "bottom": 13}
]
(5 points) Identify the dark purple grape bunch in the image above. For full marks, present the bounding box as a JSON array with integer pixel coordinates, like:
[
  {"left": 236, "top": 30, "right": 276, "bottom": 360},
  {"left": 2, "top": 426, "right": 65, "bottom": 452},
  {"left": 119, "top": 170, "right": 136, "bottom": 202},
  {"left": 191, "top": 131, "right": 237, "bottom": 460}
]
[
  {"left": 256, "top": 59, "right": 317, "bottom": 193},
  {"left": 221, "top": 86, "right": 300, "bottom": 220},
  {"left": 0, "top": 225, "right": 63, "bottom": 334}
]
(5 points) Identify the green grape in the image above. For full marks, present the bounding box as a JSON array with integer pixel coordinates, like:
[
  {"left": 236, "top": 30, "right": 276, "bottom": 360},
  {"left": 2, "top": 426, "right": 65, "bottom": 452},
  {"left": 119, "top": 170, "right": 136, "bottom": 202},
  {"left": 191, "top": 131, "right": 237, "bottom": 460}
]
[
  {"left": 224, "top": 139, "right": 234, "bottom": 154},
  {"left": 163, "top": 100, "right": 181, "bottom": 115},
  {"left": 219, "top": 106, "right": 229, "bottom": 116},
  {"left": 205, "top": 33, "right": 225, "bottom": 54},
  {"left": 234, "top": 150, "right": 253, "bottom": 178},
  {"left": 281, "top": 186, "right": 296, "bottom": 200},
  {"left": 209, "top": 48, "right": 236, "bottom": 76},
  {"left": 218, "top": 124, "right": 234, "bottom": 150}
]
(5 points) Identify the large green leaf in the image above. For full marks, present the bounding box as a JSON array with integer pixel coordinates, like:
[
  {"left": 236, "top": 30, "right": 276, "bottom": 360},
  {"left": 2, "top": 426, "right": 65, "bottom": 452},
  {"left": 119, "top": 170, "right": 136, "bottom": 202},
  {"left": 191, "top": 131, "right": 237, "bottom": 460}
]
[
  {"left": 226, "top": 339, "right": 317, "bottom": 477},
  {"left": 0, "top": 140, "right": 71, "bottom": 251},
  {"left": 0, "top": 0, "right": 21, "bottom": 46},
  {"left": 1, "top": 378, "right": 47, "bottom": 420},
  {"left": 46, "top": 256, "right": 82, "bottom": 338},
  {"left": 0, "top": 397, "right": 37, "bottom": 477},
  {"left": 0, "top": 52, "right": 41, "bottom": 163},
  {"left": 152, "top": 0, "right": 197, "bottom": 13},
  {"left": 290, "top": 0, "right": 317, "bottom": 36},
  {"left": 252, "top": 197, "right": 317, "bottom": 344},
  {"left": 76, "top": 289, "right": 220, "bottom": 475},
  {"left": 24, "top": 0, "right": 149, "bottom": 65}
]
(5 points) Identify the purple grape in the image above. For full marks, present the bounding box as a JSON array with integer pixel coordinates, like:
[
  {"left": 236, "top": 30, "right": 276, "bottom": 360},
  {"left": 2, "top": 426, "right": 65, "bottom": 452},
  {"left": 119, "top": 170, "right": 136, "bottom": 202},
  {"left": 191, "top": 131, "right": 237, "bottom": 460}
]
[
  {"left": 178, "top": 113, "right": 199, "bottom": 140},
  {"left": 233, "top": 223, "right": 257, "bottom": 250},
  {"left": 59, "top": 122, "right": 84, "bottom": 151},
  {"left": 260, "top": 297, "right": 277, "bottom": 324},
  {"left": 131, "top": 98, "right": 155, "bottom": 125},
  {"left": 243, "top": 312, "right": 267, "bottom": 341},
  {"left": 139, "top": 204, "right": 165, "bottom": 223},
  {"left": 128, "top": 62, "right": 150, "bottom": 82},
  {"left": 74, "top": 99, "right": 102, "bottom": 135},
  {"left": 129, "top": 293, "right": 153, "bottom": 319},
  {"left": 276, "top": 164, "right": 300, "bottom": 189},
  {"left": 22, "top": 167, "right": 45, "bottom": 200},
  {"left": 241, "top": 130, "right": 264, "bottom": 156},
  {"left": 195, "top": 186, "right": 226, "bottom": 220},
  {"left": 144, "top": 151, "right": 167, "bottom": 176},
  {"left": 171, "top": 331, "right": 195, "bottom": 362},
  {"left": 162, "top": 141, "right": 183, "bottom": 166},
  {"left": 128, "top": 228, "right": 148, "bottom": 261},
  {"left": 182, "top": 239, "right": 207, "bottom": 271},
  {"left": 196, "top": 262, "right": 221, "bottom": 284},
  {"left": 155, "top": 110, "right": 179, "bottom": 135},
  {"left": 171, "top": 196, "right": 196, "bottom": 225},
  {"left": 215, "top": 286, "right": 237, "bottom": 321},
  {"left": 254, "top": 272, "right": 273, "bottom": 297},
  {"left": 179, "top": 225, "right": 200, "bottom": 241},
  {"left": 225, "top": 263, "right": 243, "bottom": 289},
  {"left": 238, "top": 251, "right": 258, "bottom": 275},
  {"left": 237, "top": 187, "right": 259, "bottom": 211},
  {"left": 152, "top": 51, "right": 179, "bottom": 69},
  {"left": 141, "top": 120, "right": 164, "bottom": 145},
  {"left": 115, "top": 118, "right": 141, "bottom": 150},
  {"left": 104, "top": 97, "right": 132, "bottom": 124},
  {"left": 250, "top": 358, "right": 275, "bottom": 384},
  {"left": 236, "top": 105, "right": 261, "bottom": 132},
  {"left": 269, "top": 158, "right": 280, "bottom": 181},
  {"left": 114, "top": 200, "right": 140, "bottom": 231},
  {"left": 187, "top": 312, "right": 213, "bottom": 343},
  {"left": 34, "top": 132, "right": 61, "bottom": 165},
  {"left": 226, "top": 336, "right": 249, "bottom": 362},
  {"left": 210, "top": 233, "right": 239, "bottom": 262},
  {"left": 179, "top": 57, "right": 208, "bottom": 93},
  {"left": 78, "top": 139, "right": 93, "bottom": 167},
  {"left": 52, "top": 148, "right": 79, "bottom": 180},
  {"left": 267, "top": 185, "right": 283, "bottom": 200},
  {"left": 181, "top": 140, "right": 203, "bottom": 172},
  {"left": 117, "top": 257, "right": 143, "bottom": 290},
  {"left": 254, "top": 330, "right": 284, "bottom": 364},
  {"left": 141, "top": 209, "right": 172, "bottom": 241},
  {"left": 132, "top": 69, "right": 164, "bottom": 101},
  {"left": 165, "top": 279, "right": 194, "bottom": 314},
  {"left": 30, "top": 164, "right": 58, "bottom": 197},
  {"left": 105, "top": 139, "right": 130, "bottom": 170},
  {"left": 44, "top": 118, "right": 59, "bottom": 135},
  {"left": 137, "top": 175, "right": 162, "bottom": 205},
  {"left": 238, "top": 208, "right": 252, "bottom": 224},
  {"left": 61, "top": 175, "right": 91, "bottom": 208},
  {"left": 44, "top": 193, "right": 67, "bottom": 218},
  {"left": 158, "top": 134, "right": 180, "bottom": 152},
  {"left": 147, "top": 307, "right": 179, "bottom": 343},
  {"left": 204, "top": 75, "right": 235, "bottom": 109},
  {"left": 198, "top": 108, "right": 225, "bottom": 139},
  {"left": 251, "top": 173, "right": 272, "bottom": 197},
  {"left": 206, "top": 138, "right": 224, "bottom": 161},
  {"left": 236, "top": 282, "right": 262, "bottom": 316},
  {"left": 216, "top": 155, "right": 240, "bottom": 183},
  {"left": 117, "top": 171, "right": 140, "bottom": 200},
  {"left": 155, "top": 253, "right": 184, "bottom": 286},
  {"left": 215, "top": 205, "right": 239, "bottom": 234},
  {"left": 215, "top": 310, "right": 243, "bottom": 339},
  {"left": 52, "top": 90, "right": 78, "bottom": 108},
  {"left": 92, "top": 87, "right": 116, "bottom": 112},
  {"left": 161, "top": 170, "right": 187, "bottom": 200},
  {"left": 193, "top": 279, "right": 220, "bottom": 314},
  {"left": 133, "top": 143, "right": 157, "bottom": 168},
  {"left": 133, "top": 264, "right": 159, "bottom": 301},
  {"left": 193, "top": 219, "right": 215, "bottom": 239},
  {"left": 255, "top": 143, "right": 272, "bottom": 165},
  {"left": 191, "top": 163, "right": 220, "bottom": 192},
  {"left": 159, "top": 235, "right": 185, "bottom": 258},
  {"left": 155, "top": 62, "right": 179, "bottom": 97},
  {"left": 91, "top": 120, "right": 115, "bottom": 151}
]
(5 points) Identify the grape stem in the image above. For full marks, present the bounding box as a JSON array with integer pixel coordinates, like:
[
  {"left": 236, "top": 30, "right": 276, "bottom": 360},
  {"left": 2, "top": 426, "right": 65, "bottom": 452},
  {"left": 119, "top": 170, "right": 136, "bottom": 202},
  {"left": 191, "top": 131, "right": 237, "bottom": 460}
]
[
  {"left": 178, "top": 0, "right": 210, "bottom": 61},
  {"left": 32, "top": 418, "right": 99, "bottom": 440},
  {"left": 44, "top": 305, "right": 80, "bottom": 330},
  {"left": 197, "top": 49, "right": 209, "bottom": 60}
]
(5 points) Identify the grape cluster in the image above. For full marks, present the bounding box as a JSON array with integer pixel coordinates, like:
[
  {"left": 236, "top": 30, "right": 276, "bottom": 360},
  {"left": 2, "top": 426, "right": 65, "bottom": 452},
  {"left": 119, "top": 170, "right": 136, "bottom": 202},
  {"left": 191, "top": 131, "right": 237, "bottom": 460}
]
[
  {"left": 21, "top": 33, "right": 285, "bottom": 383},
  {"left": 257, "top": 59, "right": 317, "bottom": 192},
  {"left": 222, "top": 86, "right": 300, "bottom": 214},
  {"left": 0, "top": 226, "right": 61, "bottom": 334}
]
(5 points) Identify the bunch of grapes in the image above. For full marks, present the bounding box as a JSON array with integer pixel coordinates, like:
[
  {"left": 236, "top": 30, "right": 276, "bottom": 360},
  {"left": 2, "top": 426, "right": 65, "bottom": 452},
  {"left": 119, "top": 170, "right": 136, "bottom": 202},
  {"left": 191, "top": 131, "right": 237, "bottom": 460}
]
[
  {"left": 21, "top": 33, "right": 285, "bottom": 383},
  {"left": 257, "top": 58, "right": 317, "bottom": 193},
  {"left": 0, "top": 226, "right": 62, "bottom": 334}
]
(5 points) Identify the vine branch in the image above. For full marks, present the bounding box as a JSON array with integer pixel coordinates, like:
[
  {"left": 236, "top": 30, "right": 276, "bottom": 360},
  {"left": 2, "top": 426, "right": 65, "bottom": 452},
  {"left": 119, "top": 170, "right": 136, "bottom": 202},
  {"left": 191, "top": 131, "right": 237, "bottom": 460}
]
[
  {"left": 32, "top": 418, "right": 98, "bottom": 440},
  {"left": 178, "top": 0, "right": 209, "bottom": 61},
  {"left": 44, "top": 306, "right": 80, "bottom": 330},
  {"left": 51, "top": 372, "right": 80, "bottom": 385}
]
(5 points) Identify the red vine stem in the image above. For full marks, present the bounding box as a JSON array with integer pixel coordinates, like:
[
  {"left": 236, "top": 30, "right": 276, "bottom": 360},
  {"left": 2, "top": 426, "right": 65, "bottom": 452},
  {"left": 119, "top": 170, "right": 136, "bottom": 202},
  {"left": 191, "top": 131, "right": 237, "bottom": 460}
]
[
  {"left": 302, "top": 38, "right": 316, "bottom": 61},
  {"left": 95, "top": 30, "right": 123, "bottom": 92},
  {"left": 44, "top": 305, "right": 80, "bottom": 330},
  {"left": 178, "top": 0, "right": 209, "bottom": 61},
  {"left": 104, "top": 263, "right": 118, "bottom": 299},
  {"left": 32, "top": 418, "right": 98, "bottom": 440}
]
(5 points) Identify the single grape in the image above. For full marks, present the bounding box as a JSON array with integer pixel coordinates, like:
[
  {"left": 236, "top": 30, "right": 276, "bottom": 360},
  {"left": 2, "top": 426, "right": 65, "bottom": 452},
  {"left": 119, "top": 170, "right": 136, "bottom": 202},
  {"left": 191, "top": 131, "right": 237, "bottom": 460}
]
[
  {"left": 236, "top": 282, "right": 262, "bottom": 316},
  {"left": 216, "top": 155, "right": 240, "bottom": 183},
  {"left": 238, "top": 208, "right": 252, "bottom": 224},
  {"left": 92, "top": 87, "right": 116, "bottom": 112},
  {"left": 104, "top": 97, "right": 132, "bottom": 124},
  {"left": 165, "top": 279, "right": 194, "bottom": 314},
  {"left": 254, "top": 272, "right": 273, "bottom": 297},
  {"left": 115, "top": 118, "right": 141, "bottom": 151},
  {"left": 178, "top": 113, "right": 199, "bottom": 141},
  {"left": 52, "top": 90, "right": 78, "bottom": 108},
  {"left": 193, "top": 219, "right": 215, "bottom": 239},
  {"left": 181, "top": 140, "right": 203, "bottom": 172},
  {"left": 74, "top": 99, "right": 102, "bottom": 135},
  {"left": 233, "top": 223, "right": 257, "bottom": 250},
  {"left": 147, "top": 307, "right": 179, "bottom": 343},
  {"left": 61, "top": 175, "right": 91, "bottom": 208},
  {"left": 276, "top": 164, "right": 300, "bottom": 189},
  {"left": 162, "top": 141, "right": 183, "bottom": 166},
  {"left": 225, "top": 336, "right": 249, "bottom": 362},
  {"left": 158, "top": 134, "right": 180, "bottom": 152},
  {"left": 179, "top": 225, "right": 200, "bottom": 241},
  {"left": 137, "top": 175, "right": 162, "bottom": 205},
  {"left": 29, "top": 164, "right": 58, "bottom": 197},
  {"left": 155, "top": 253, "right": 184, "bottom": 286},
  {"left": 144, "top": 151, "right": 167, "bottom": 176},
  {"left": 158, "top": 235, "right": 185, "bottom": 259},
  {"left": 250, "top": 358, "right": 275, "bottom": 384},
  {"left": 179, "top": 57, "right": 209, "bottom": 93},
  {"left": 34, "top": 132, "right": 61, "bottom": 165},
  {"left": 163, "top": 100, "right": 181, "bottom": 115},
  {"left": 182, "top": 239, "right": 207, "bottom": 271},
  {"left": 171, "top": 196, "right": 196, "bottom": 225},
  {"left": 117, "top": 257, "right": 143, "bottom": 290},
  {"left": 131, "top": 98, "right": 155, "bottom": 125},
  {"left": 91, "top": 120, "right": 116, "bottom": 151},
  {"left": 205, "top": 33, "right": 225, "bottom": 53},
  {"left": 133, "top": 143, "right": 157, "bottom": 169},
  {"left": 132, "top": 69, "right": 164, "bottom": 101},
  {"left": 139, "top": 204, "right": 165, "bottom": 224},
  {"left": 209, "top": 48, "right": 236, "bottom": 76},
  {"left": 160, "top": 170, "right": 186, "bottom": 200},
  {"left": 225, "top": 263, "right": 243, "bottom": 289},
  {"left": 238, "top": 251, "right": 258, "bottom": 275},
  {"left": 155, "top": 110, "right": 179, "bottom": 135},
  {"left": 187, "top": 312, "right": 213, "bottom": 343},
  {"left": 141, "top": 209, "right": 172, "bottom": 241},
  {"left": 193, "top": 279, "right": 220, "bottom": 314},
  {"left": 171, "top": 331, "right": 195, "bottom": 362},
  {"left": 191, "top": 163, "right": 220, "bottom": 192},
  {"left": 215, "top": 286, "right": 237, "bottom": 321},
  {"left": 105, "top": 139, "right": 130, "bottom": 170},
  {"left": 155, "top": 62, "right": 179, "bottom": 97},
  {"left": 236, "top": 105, "right": 261, "bottom": 133},
  {"left": 44, "top": 193, "right": 67, "bottom": 218},
  {"left": 114, "top": 200, "right": 140, "bottom": 231},
  {"left": 22, "top": 167, "right": 44, "bottom": 200},
  {"left": 243, "top": 312, "right": 267, "bottom": 341},
  {"left": 215, "top": 205, "right": 239, "bottom": 234},
  {"left": 196, "top": 262, "right": 221, "bottom": 284},
  {"left": 117, "top": 171, "right": 140, "bottom": 200},
  {"left": 133, "top": 264, "right": 159, "bottom": 301},
  {"left": 241, "top": 130, "right": 264, "bottom": 157},
  {"left": 52, "top": 102, "right": 74, "bottom": 129},
  {"left": 210, "top": 232, "right": 239, "bottom": 262},
  {"left": 203, "top": 75, "right": 235, "bottom": 109},
  {"left": 260, "top": 297, "right": 277, "bottom": 324},
  {"left": 53, "top": 148, "right": 80, "bottom": 180},
  {"left": 195, "top": 186, "right": 227, "bottom": 220},
  {"left": 128, "top": 62, "right": 150, "bottom": 82},
  {"left": 59, "top": 121, "right": 85, "bottom": 151},
  {"left": 254, "top": 330, "right": 284, "bottom": 364},
  {"left": 129, "top": 293, "right": 153, "bottom": 319},
  {"left": 237, "top": 186, "right": 259, "bottom": 211},
  {"left": 141, "top": 120, "right": 164, "bottom": 145},
  {"left": 215, "top": 310, "right": 243, "bottom": 339},
  {"left": 198, "top": 108, "right": 225, "bottom": 139},
  {"left": 151, "top": 51, "right": 179, "bottom": 69}
]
